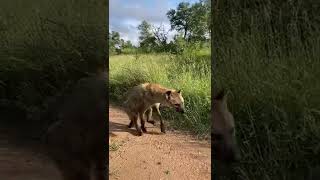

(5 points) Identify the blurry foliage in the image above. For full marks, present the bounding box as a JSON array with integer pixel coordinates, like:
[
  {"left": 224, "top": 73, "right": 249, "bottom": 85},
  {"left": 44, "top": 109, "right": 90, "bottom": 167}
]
[{"left": 0, "top": 0, "right": 107, "bottom": 126}]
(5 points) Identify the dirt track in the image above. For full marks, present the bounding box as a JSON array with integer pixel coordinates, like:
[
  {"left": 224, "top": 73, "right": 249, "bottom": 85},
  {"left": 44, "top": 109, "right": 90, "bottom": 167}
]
[
  {"left": 109, "top": 105, "right": 211, "bottom": 180},
  {"left": 0, "top": 127, "right": 60, "bottom": 180},
  {"left": 0, "top": 105, "right": 210, "bottom": 180}
]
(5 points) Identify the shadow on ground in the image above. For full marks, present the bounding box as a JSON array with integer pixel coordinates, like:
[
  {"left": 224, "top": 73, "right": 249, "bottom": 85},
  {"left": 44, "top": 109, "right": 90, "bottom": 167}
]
[
  {"left": 108, "top": 104, "right": 165, "bottom": 137},
  {"left": 109, "top": 121, "right": 138, "bottom": 136}
]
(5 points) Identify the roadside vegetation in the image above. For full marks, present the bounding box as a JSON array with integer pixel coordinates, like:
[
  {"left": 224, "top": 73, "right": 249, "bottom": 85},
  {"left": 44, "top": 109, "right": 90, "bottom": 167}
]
[
  {"left": 0, "top": 0, "right": 107, "bottom": 135},
  {"left": 212, "top": 0, "right": 320, "bottom": 179}
]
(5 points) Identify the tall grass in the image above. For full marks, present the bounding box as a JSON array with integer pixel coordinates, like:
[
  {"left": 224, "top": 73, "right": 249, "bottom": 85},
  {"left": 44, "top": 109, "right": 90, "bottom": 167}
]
[
  {"left": 0, "top": 0, "right": 107, "bottom": 131},
  {"left": 212, "top": 0, "right": 320, "bottom": 179},
  {"left": 109, "top": 51, "right": 211, "bottom": 137}
]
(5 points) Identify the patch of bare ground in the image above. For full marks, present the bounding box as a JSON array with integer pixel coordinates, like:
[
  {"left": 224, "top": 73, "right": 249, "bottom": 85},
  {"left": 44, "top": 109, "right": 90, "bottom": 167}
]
[{"left": 0, "top": 126, "right": 60, "bottom": 180}]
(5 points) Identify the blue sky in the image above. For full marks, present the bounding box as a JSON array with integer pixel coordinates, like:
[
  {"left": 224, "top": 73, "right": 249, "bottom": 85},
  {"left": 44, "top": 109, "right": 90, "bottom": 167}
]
[{"left": 109, "top": 0, "right": 199, "bottom": 46}]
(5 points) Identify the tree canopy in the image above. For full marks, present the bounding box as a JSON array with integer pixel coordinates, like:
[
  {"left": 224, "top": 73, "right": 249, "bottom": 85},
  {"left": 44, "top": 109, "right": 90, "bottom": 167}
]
[{"left": 167, "top": 1, "right": 210, "bottom": 41}]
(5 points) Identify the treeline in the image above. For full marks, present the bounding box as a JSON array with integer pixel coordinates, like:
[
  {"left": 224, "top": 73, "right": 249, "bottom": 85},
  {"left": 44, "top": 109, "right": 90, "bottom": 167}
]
[{"left": 109, "top": 0, "right": 211, "bottom": 55}]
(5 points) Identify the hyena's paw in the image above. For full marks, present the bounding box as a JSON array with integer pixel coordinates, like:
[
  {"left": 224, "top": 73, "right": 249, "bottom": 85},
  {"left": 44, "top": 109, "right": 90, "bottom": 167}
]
[
  {"left": 160, "top": 124, "right": 166, "bottom": 133},
  {"left": 128, "top": 121, "right": 133, "bottom": 128},
  {"left": 135, "top": 126, "right": 143, "bottom": 136},
  {"left": 141, "top": 126, "right": 147, "bottom": 133},
  {"left": 137, "top": 131, "right": 143, "bottom": 136}
]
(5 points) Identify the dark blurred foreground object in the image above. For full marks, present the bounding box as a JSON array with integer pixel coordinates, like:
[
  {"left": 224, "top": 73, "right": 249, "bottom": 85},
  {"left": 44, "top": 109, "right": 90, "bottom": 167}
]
[
  {"left": 309, "top": 166, "right": 320, "bottom": 180},
  {"left": 44, "top": 72, "right": 107, "bottom": 180}
]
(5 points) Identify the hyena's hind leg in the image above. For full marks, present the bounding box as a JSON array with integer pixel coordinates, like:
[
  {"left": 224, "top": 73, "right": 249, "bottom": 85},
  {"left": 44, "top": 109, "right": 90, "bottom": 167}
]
[
  {"left": 139, "top": 112, "right": 147, "bottom": 133},
  {"left": 128, "top": 113, "right": 142, "bottom": 136},
  {"left": 126, "top": 110, "right": 135, "bottom": 128}
]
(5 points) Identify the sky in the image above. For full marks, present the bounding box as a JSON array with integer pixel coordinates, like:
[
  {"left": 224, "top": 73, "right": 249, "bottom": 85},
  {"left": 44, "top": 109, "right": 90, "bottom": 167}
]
[{"left": 109, "top": 0, "right": 199, "bottom": 46}]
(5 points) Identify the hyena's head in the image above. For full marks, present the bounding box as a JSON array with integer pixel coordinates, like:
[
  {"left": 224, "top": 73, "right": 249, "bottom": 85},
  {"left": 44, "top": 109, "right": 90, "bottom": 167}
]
[
  {"left": 212, "top": 90, "right": 240, "bottom": 163},
  {"left": 163, "top": 90, "right": 185, "bottom": 113}
]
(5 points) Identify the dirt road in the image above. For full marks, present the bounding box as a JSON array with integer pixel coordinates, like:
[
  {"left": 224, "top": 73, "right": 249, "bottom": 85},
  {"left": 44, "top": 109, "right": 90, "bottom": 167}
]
[
  {"left": 0, "top": 127, "right": 60, "bottom": 180},
  {"left": 0, "top": 105, "right": 210, "bottom": 180},
  {"left": 109, "top": 105, "right": 211, "bottom": 180}
]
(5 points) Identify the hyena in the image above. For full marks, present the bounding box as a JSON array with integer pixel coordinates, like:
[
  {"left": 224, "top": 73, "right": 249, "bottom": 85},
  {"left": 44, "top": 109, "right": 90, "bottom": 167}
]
[
  {"left": 44, "top": 72, "right": 107, "bottom": 180},
  {"left": 123, "top": 83, "right": 185, "bottom": 136},
  {"left": 212, "top": 90, "right": 240, "bottom": 163}
]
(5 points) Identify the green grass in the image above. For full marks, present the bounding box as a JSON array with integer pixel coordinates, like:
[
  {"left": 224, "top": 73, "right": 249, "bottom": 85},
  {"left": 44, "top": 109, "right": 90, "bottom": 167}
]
[
  {"left": 213, "top": 36, "right": 320, "bottom": 179},
  {"left": 211, "top": 0, "right": 319, "bottom": 178},
  {"left": 109, "top": 141, "right": 121, "bottom": 151},
  {"left": 109, "top": 52, "right": 211, "bottom": 137},
  {"left": 0, "top": 0, "right": 107, "bottom": 125}
]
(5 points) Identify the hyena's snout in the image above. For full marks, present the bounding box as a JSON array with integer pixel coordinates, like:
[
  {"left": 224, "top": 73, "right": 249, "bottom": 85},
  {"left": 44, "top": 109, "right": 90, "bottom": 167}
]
[{"left": 174, "top": 103, "right": 185, "bottom": 113}]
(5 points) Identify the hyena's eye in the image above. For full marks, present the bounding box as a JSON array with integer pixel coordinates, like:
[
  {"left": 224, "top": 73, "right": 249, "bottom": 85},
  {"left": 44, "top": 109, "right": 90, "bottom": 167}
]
[
  {"left": 174, "top": 104, "right": 180, "bottom": 107},
  {"left": 212, "top": 133, "right": 223, "bottom": 141}
]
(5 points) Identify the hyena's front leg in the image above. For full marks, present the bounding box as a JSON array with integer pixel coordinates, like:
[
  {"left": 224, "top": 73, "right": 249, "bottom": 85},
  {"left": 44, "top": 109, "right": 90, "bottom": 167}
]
[
  {"left": 139, "top": 112, "right": 147, "bottom": 133},
  {"left": 155, "top": 107, "right": 165, "bottom": 133}
]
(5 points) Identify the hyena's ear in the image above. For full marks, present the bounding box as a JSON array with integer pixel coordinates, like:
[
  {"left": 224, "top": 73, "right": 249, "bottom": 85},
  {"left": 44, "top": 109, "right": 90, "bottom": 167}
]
[
  {"left": 214, "top": 89, "right": 228, "bottom": 108},
  {"left": 177, "top": 89, "right": 181, "bottom": 94},
  {"left": 214, "top": 89, "right": 228, "bottom": 103},
  {"left": 165, "top": 91, "right": 172, "bottom": 100}
]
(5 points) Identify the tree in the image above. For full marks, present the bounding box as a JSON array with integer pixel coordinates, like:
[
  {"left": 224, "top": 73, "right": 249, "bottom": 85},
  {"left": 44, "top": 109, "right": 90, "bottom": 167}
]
[
  {"left": 110, "top": 31, "right": 120, "bottom": 47},
  {"left": 125, "top": 40, "right": 133, "bottom": 48},
  {"left": 201, "top": 0, "right": 211, "bottom": 34},
  {"left": 123, "top": 40, "right": 133, "bottom": 49},
  {"left": 137, "top": 20, "right": 157, "bottom": 52},
  {"left": 152, "top": 23, "right": 169, "bottom": 51},
  {"left": 166, "top": 2, "right": 192, "bottom": 40},
  {"left": 167, "top": 2, "right": 210, "bottom": 42},
  {"left": 189, "top": 2, "right": 209, "bottom": 41},
  {"left": 120, "top": 38, "right": 125, "bottom": 47},
  {"left": 108, "top": 32, "right": 112, "bottom": 49},
  {"left": 138, "top": 20, "right": 153, "bottom": 42},
  {"left": 139, "top": 36, "right": 157, "bottom": 53}
]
